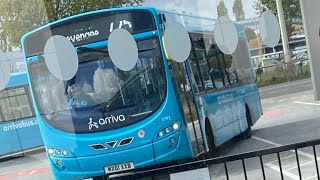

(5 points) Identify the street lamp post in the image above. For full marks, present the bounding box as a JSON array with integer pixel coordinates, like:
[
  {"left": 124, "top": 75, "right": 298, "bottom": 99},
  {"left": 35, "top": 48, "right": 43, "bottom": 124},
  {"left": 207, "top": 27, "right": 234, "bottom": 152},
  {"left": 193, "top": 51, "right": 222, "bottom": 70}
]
[{"left": 275, "top": 0, "right": 291, "bottom": 62}]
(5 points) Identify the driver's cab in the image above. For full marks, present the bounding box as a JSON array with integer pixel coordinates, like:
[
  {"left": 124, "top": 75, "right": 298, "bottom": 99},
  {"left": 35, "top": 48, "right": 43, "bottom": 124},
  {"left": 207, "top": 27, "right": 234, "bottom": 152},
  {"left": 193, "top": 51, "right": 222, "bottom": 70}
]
[{"left": 65, "top": 56, "right": 121, "bottom": 111}]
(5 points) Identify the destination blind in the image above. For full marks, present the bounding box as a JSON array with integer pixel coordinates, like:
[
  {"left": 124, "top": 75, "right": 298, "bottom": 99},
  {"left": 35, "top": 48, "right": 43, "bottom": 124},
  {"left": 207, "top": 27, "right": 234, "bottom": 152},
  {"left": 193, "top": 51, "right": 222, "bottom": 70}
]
[{"left": 24, "top": 9, "right": 156, "bottom": 57}]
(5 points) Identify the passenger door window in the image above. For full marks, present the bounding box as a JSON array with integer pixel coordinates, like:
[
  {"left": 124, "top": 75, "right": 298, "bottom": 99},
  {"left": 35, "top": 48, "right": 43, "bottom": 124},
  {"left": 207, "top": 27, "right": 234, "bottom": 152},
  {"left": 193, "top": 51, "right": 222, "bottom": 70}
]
[{"left": 169, "top": 60, "right": 205, "bottom": 155}]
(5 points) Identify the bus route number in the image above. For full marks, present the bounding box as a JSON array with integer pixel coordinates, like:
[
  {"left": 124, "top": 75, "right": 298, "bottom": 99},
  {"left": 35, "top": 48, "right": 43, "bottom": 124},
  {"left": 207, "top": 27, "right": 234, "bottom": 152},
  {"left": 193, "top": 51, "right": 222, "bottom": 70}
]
[{"left": 109, "top": 20, "right": 133, "bottom": 32}]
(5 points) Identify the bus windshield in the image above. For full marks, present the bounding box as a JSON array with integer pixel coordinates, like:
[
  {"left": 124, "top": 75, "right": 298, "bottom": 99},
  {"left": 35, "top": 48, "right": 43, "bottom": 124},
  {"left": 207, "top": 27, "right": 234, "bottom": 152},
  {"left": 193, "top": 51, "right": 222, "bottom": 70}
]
[{"left": 28, "top": 38, "right": 166, "bottom": 133}]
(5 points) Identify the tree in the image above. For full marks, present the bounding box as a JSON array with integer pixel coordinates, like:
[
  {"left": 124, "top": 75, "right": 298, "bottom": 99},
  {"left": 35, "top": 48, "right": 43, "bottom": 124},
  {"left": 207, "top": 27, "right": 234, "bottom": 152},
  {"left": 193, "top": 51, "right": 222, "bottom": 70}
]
[
  {"left": 43, "top": 0, "right": 144, "bottom": 22},
  {"left": 0, "top": 0, "right": 144, "bottom": 51},
  {"left": 217, "top": 0, "right": 229, "bottom": 17},
  {"left": 253, "top": 0, "right": 302, "bottom": 36},
  {"left": 254, "top": 0, "right": 301, "bottom": 21},
  {"left": 232, "top": 0, "right": 245, "bottom": 21},
  {"left": 0, "top": 0, "right": 48, "bottom": 51}
]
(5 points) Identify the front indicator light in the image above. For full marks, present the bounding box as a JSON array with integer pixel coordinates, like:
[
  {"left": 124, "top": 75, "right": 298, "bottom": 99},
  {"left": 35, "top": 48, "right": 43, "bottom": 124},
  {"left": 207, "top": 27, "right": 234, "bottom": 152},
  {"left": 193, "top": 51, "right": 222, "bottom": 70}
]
[
  {"left": 159, "top": 131, "right": 164, "bottom": 137},
  {"left": 173, "top": 123, "right": 179, "bottom": 130},
  {"left": 55, "top": 149, "right": 62, "bottom": 155},
  {"left": 62, "top": 150, "right": 69, "bottom": 156},
  {"left": 170, "top": 138, "right": 176, "bottom": 144},
  {"left": 48, "top": 148, "right": 54, "bottom": 155}
]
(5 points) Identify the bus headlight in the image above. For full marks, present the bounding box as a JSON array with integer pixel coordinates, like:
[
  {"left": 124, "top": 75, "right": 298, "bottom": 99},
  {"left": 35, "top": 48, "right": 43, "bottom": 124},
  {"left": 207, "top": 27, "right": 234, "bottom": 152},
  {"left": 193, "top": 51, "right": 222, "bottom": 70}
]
[
  {"left": 48, "top": 148, "right": 54, "bottom": 155},
  {"left": 173, "top": 123, "right": 179, "bottom": 130},
  {"left": 47, "top": 147, "right": 73, "bottom": 157},
  {"left": 156, "top": 122, "right": 180, "bottom": 140},
  {"left": 159, "top": 131, "right": 164, "bottom": 137},
  {"left": 62, "top": 150, "right": 69, "bottom": 156},
  {"left": 165, "top": 127, "right": 171, "bottom": 133},
  {"left": 55, "top": 149, "right": 62, "bottom": 155}
]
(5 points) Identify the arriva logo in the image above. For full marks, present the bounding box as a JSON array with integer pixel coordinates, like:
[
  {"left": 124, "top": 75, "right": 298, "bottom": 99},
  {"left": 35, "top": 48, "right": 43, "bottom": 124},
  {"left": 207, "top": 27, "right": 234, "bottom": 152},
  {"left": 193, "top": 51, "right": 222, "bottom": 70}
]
[
  {"left": 88, "top": 118, "right": 99, "bottom": 130},
  {"left": 88, "top": 115, "right": 126, "bottom": 130},
  {"left": 67, "top": 30, "right": 100, "bottom": 43}
]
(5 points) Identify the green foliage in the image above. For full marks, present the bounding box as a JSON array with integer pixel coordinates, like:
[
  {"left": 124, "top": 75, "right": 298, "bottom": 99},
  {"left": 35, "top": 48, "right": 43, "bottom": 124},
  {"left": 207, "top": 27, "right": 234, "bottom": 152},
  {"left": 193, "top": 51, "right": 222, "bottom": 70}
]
[
  {"left": 43, "top": 0, "right": 144, "bottom": 22},
  {"left": 254, "top": 0, "right": 302, "bottom": 22},
  {"left": 232, "top": 0, "right": 245, "bottom": 21},
  {"left": 0, "top": 0, "right": 48, "bottom": 51},
  {"left": 0, "top": 0, "right": 144, "bottom": 51},
  {"left": 254, "top": 0, "right": 302, "bottom": 37},
  {"left": 217, "top": 0, "right": 229, "bottom": 17}
]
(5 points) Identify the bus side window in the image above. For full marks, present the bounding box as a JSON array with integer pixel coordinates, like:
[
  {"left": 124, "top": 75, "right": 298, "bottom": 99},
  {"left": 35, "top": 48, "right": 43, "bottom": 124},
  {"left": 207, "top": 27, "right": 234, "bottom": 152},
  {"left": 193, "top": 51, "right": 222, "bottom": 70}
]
[
  {"left": 224, "top": 55, "right": 238, "bottom": 84},
  {"left": 220, "top": 53, "right": 239, "bottom": 86},
  {"left": 188, "top": 35, "right": 210, "bottom": 93},
  {"left": 188, "top": 55, "right": 204, "bottom": 93},
  {"left": 231, "top": 38, "right": 255, "bottom": 84},
  {"left": 207, "top": 52, "right": 225, "bottom": 89}
]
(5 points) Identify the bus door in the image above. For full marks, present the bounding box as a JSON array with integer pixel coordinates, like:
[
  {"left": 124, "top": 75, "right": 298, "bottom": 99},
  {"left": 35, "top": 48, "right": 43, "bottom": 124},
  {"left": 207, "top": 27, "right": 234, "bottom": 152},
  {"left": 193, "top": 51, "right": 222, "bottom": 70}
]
[{"left": 169, "top": 60, "right": 206, "bottom": 156}]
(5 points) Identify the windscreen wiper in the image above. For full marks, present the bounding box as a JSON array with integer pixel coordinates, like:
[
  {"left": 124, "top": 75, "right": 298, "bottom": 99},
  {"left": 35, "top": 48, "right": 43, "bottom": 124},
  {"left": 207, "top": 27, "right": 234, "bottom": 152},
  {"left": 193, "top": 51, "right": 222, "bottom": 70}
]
[
  {"left": 138, "top": 47, "right": 156, "bottom": 53},
  {"left": 77, "top": 47, "right": 109, "bottom": 54}
]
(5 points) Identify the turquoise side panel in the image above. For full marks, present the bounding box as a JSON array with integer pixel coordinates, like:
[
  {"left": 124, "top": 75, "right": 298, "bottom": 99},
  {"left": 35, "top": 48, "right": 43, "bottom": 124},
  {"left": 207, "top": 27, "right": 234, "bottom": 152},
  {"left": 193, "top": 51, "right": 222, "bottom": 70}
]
[{"left": 195, "top": 83, "right": 262, "bottom": 146}]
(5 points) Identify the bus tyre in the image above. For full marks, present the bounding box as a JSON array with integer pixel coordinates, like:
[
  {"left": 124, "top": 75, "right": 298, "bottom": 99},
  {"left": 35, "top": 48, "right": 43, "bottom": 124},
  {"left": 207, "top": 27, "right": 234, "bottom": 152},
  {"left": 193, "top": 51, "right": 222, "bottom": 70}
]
[
  {"left": 243, "top": 107, "right": 252, "bottom": 139},
  {"left": 205, "top": 120, "right": 217, "bottom": 158}
]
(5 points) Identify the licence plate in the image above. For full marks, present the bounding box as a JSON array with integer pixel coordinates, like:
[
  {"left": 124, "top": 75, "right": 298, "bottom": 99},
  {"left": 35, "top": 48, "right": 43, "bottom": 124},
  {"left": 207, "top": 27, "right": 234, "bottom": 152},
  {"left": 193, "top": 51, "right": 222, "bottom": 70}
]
[{"left": 105, "top": 162, "right": 134, "bottom": 174}]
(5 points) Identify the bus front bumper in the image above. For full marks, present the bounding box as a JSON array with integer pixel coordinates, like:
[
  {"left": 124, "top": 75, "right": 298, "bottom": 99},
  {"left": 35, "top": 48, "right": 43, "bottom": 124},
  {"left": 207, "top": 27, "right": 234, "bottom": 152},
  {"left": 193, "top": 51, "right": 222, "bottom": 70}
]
[
  {"left": 49, "top": 142, "right": 155, "bottom": 180},
  {"left": 49, "top": 129, "right": 193, "bottom": 180}
]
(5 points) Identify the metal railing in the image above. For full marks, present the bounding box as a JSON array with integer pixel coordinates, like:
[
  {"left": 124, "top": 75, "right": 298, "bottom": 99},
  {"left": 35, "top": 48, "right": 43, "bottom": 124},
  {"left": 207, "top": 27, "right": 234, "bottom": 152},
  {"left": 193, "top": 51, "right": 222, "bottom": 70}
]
[
  {"left": 255, "top": 58, "right": 310, "bottom": 87},
  {"left": 251, "top": 47, "right": 308, "bottom": 70},
  {"left": 103, "top": 138, "right": 320, "bottom": 180}
]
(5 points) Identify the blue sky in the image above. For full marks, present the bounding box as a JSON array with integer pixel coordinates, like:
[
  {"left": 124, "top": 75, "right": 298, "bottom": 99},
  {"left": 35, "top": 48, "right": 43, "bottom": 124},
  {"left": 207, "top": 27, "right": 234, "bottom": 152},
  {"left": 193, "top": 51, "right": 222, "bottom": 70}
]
[{"left": 143, "top": 0, "right": 259, "bottom": 21}]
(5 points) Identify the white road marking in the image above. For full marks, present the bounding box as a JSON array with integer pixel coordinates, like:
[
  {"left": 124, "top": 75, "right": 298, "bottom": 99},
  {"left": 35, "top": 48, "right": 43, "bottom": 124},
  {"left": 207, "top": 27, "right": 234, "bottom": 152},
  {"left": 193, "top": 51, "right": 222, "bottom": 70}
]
[
  {"left": 268, "top": 89, "right": 289, "bottom": 95},
  {"left": 28, "top": 170, "right": 37, "bottom": 175},
  {"left": 279, "top": 98, "right": 286, "bottom": 102},
  {"left": 253, "top": 136, "right": 320, "bottom": 180},
  {"left": 267, "top": 154, "right": 296, "bottom": 164},
  {"left": 266, "top": 163, "right": 300, "bottom": 180},
  {"left": 252, "top": 136, "right": 319, "bottom": 160},
  {"left": 286, "top": 160, "right": 314, "bottom": 171},
  {"left": 268, "top": 104, "right": 284, "bottom": 110},
  {"left": 294, "top": 101, "right": 320, "bottom": 106},
  {"left": 17, "top": 172, "right": 25, "bottom": 175},
  {"left": 260, "top": 79, "right": 311, "bottom": 92},
  {"left": 304, "top": 175, "right": 318, "bottom": 180}
]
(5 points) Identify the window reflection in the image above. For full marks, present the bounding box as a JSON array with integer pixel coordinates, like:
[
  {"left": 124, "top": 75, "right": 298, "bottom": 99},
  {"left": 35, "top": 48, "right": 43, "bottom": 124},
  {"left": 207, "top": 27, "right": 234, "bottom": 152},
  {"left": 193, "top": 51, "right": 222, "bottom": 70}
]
[{"left": 0, "top": 86, "right": 34, "bottom": 122}]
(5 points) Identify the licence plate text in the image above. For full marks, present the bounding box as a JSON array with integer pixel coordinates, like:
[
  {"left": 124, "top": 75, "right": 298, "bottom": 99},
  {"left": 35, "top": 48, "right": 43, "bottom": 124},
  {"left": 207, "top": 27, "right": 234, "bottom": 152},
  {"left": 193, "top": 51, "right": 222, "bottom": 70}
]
[{"left": 105, "top": 162, "right": 134, "bottom": 174}]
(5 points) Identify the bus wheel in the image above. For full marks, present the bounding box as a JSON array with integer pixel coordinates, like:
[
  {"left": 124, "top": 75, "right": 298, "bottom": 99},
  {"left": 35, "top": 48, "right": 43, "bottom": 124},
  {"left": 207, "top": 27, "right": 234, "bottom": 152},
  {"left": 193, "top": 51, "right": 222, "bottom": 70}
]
[
  {"left": 243, "top": 107, "right": 252, "bottom": 139},
  {"left": 205, "top": 119, "right": 217, "bottom": 158}
]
